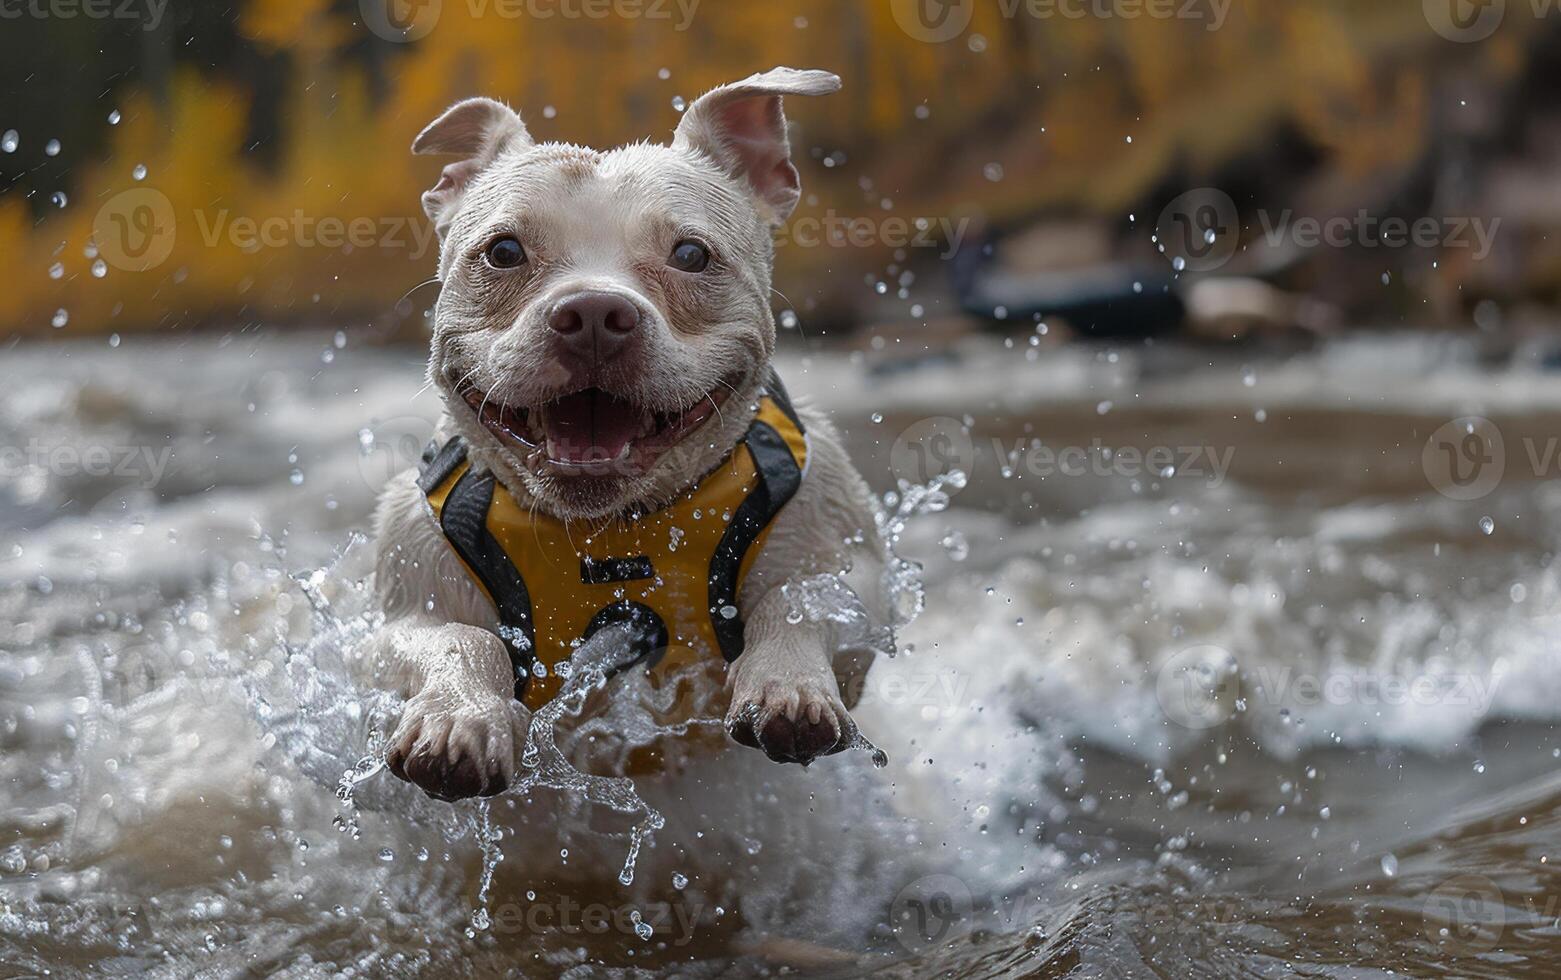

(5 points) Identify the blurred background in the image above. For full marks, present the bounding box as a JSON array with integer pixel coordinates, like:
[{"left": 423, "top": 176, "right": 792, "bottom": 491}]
[
  {"left": 11, "top": 2, "right": 1561, "bottom": 976},
  {"left": 3, "top": 0, "right": 1559, "bottom": 345}
]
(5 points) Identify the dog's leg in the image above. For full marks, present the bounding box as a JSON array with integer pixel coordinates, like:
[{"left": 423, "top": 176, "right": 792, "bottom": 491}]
[
  {"left": 373, "top": 617, "right": 524, "bottom": 800},
  {"left": 724, "top": 585, "right": 858, "bottom": 765},
  {"left": 368, "top": 469, "right": 525, "bottom": 800}
]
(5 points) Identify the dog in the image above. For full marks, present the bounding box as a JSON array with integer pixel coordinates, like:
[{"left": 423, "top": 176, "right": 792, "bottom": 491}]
[{"left": 367, "top": 67, "right": 890, "bottom": 802}]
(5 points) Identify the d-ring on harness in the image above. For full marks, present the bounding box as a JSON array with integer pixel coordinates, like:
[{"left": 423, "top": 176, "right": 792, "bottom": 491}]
[{"left": 416, "top": 371, "right": 808, "bottom": 711}]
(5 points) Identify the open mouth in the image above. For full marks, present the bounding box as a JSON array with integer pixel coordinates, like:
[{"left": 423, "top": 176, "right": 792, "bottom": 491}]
[{"left": 456, "top": 382, "right": 733, "bottom": 475}]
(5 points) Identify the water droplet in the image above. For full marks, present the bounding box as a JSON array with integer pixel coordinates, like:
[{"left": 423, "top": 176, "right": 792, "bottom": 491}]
[
  {"left": 132, "top": 163, "right": 147, "bottom": 181},
  {"left": 982, "top": 162, "right": 1004, "bottom": 182},
  {"left": 719, "top": 604, "right": 738, "bottom": 620},
  {"left": 91, "top": 259, "right": 107, "bottom": 278},
  {"left": 0, "top": 130, "right": 17, "bottom": 153},
  {"left": 1381, "top": 853, "right": 1399, "bottom": 878},
  {"left": 48, "top": 262, "right": 64, "bottom": 280},
  {"left": 672, "top": 872, "right": 688, "bottom": 890},
  {"left": 631, "top": 910, "right": 653, "bottom": 940},
  {"left": 378, "top": 847, "right": 395, "bottom": 862},
  {"left": 51, "top": 308, "right": 68, "bottom": 329},
  {"left": 1473, "top": 760, "right": 1486, "bottom": 774},
  {"left": 290, "top": 469, "right": 305, "bottom": 486},
  {"left": 50, "top": 191, "right": 67, "bottom": 208},
  {"left": 108, "top": 110, "right": 121, "bottom": 125},
  {"left": 940, "top": 531, "right": 970, "bottom": 561},
  {"left": 44, "top": 138, "right": 60, "bottom": 157},
  {"left": 1479, "top": 516, "right": 1495, "bottom": 535},
  {"left": 671, "top": 95, "right": 687, "bottom": 112}
]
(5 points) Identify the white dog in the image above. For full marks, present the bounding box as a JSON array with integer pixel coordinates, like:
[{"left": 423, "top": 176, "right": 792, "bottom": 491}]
[{"left": 367, "top": 67, "right": 889, "bottom": 801}]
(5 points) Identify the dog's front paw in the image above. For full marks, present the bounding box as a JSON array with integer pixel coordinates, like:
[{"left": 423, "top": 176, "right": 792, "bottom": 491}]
[
  {"left": 726, "top": 678, "right": 853, "bottom": 766},
  {"left": 385, "top": 682, "right": 523, "bottom": 801}
]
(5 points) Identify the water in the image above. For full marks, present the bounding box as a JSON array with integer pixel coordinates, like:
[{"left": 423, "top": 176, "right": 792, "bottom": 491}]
[{"left": 6, "top": 331, "right": 1561, "bottom": 976}]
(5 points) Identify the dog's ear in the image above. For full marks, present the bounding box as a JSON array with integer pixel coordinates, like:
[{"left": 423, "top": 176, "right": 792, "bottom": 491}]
[
  {"left": 673, "top": 67, "right": 840, "bottom": 226},
  {"left": 413, "top": 98, "right": 531, "bottom": 238}
]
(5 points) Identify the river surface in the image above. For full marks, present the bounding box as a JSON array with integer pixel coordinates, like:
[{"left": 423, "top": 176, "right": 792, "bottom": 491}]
[{"left": 4, "top": 329, "right": 1561, "bottom": 978}]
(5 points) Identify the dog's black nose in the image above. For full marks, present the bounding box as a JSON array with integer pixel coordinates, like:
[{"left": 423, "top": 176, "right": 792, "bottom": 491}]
[{"left": 548, "top": 291, "right": 641, "bottom": 342}]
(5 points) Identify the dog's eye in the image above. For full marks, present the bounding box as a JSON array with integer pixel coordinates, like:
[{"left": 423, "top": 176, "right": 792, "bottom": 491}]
[
  {"left": 485, "top": 236, "right": 526, "bottom": 269},
  {"left": 667, "top": 239, "right": 710, "bottom": 273}
]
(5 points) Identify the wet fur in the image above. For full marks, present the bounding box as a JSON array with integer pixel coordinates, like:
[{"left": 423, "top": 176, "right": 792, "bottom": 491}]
[{"left": 366, "top": 69, "right": 888, "bottom": 800}]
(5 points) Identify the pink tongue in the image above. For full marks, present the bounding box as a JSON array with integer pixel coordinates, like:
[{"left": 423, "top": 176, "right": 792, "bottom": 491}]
[{"left": 543, "top": 389, "right": 643, "bottom": 463}]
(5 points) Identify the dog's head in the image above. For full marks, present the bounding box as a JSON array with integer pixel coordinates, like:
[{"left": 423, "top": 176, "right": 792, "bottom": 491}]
[{"left": 414, "top": 67, "right": 839, "bottom": 520}]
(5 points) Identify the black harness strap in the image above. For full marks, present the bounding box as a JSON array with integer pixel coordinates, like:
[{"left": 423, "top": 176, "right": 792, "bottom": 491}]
[
  {"left": 417, "top": 436, "right": 469, "bottom": 495},
  {"left": 437, "top": 465, "right": 538, "bottom": 700},
  {"left": 763, "top": 368, "right": 804, "bottom": 433},
  {"left": 707, "top": 417, "right": 804, "bottom": 662}
]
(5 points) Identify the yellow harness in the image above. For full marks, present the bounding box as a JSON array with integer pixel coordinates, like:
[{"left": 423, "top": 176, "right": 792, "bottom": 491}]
[{"left": 417, "top": 374, "right": 808, "bottom": 710}]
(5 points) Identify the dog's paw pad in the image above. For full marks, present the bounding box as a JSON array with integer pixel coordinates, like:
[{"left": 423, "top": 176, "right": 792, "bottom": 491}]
[
  {"left": 760, "top": 711, "right": 842, "bottom": 765},
  {"left": 727, "top": 685, "right": 851, "bottom": 766},
  {"left": 385, "top": 690, "right": 518, "bottom": 801}
]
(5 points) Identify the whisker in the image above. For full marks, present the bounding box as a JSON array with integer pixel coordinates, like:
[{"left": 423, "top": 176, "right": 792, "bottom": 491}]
[
  {"left": 397, "top": 276, "right": 442, "bottom": 309},
  {"left": 769, "top": 287, "right": 804, "bottom": 339}
]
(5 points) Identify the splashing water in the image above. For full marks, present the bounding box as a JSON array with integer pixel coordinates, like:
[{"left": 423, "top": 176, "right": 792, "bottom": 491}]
[
  {"left": 220, "top": 466, "right": 956, "bottom": 930},
  {"left": 779, "top": 468, "right": 966, "bottom": 767},
  {"left": 510, "top": 621, "right": 667, "bottom": 887}
]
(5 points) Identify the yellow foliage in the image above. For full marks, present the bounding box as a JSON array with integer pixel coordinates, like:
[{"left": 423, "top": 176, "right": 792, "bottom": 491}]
[{"left": 0, "top": 0, "right": 1538, "bottom": 336}]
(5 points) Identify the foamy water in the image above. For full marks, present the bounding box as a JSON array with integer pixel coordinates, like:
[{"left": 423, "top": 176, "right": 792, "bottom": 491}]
[{"left": 6, "top": 331, "right": 1561, "bottom": 975}]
